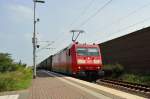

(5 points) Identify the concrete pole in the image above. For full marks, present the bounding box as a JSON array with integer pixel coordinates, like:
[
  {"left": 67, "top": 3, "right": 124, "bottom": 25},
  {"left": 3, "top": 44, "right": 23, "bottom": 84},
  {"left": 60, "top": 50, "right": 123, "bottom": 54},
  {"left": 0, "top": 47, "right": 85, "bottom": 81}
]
[{"left": 33, "top": 1, "right": 36, "bottom": 79}]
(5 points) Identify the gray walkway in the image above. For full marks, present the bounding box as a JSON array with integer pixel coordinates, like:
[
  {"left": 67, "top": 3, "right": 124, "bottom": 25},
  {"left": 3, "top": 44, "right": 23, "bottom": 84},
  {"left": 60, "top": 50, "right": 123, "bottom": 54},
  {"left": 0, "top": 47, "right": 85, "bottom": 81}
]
[{"left": 28, "top": 71, "right": 111, "bottom": 99}]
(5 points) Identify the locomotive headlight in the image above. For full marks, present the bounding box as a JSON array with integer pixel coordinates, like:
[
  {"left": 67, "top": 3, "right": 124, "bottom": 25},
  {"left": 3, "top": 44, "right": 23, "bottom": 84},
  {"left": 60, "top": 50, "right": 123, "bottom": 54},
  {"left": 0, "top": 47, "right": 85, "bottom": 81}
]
[
  {"left": 97, "top": 66, "right": 100, "bottom": 69},
  {"left": 78, "top": 66, "right": 81, "bottom": 69},
  {"left": 93, "top": 60, "right": 100, "bottom": 64},
  {"left": 77, "top": 59, "right": 86, "bottom": 64}
]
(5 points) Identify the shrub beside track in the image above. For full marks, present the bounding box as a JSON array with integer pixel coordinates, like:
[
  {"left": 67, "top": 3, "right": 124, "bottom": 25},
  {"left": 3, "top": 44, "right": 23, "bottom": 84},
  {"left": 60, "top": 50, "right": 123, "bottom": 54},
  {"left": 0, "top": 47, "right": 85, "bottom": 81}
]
[{"left": 0, "top": 53, "right": 32, "bottom": 92}]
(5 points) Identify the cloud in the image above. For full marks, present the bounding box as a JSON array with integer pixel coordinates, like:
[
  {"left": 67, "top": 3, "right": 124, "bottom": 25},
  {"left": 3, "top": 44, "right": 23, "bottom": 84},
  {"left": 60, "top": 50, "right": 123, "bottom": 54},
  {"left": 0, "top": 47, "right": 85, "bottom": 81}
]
[{"left": 7, "top": 4, "right": 33, "bottom": 22}]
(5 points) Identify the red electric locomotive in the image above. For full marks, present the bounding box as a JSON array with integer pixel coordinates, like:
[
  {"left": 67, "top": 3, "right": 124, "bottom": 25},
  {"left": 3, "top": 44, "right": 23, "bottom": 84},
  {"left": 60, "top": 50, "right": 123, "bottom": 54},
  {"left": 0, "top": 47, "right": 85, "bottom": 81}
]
[{"left": 52, "top": 42, "right": 103, "bottom": 76}]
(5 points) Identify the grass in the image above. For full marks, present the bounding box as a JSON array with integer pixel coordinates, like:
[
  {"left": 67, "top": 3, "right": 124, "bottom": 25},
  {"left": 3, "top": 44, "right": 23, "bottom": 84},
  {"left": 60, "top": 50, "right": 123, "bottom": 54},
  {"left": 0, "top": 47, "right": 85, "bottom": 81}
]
[{"left": 0, "top": 68, "right": 32, "bottom": 92}]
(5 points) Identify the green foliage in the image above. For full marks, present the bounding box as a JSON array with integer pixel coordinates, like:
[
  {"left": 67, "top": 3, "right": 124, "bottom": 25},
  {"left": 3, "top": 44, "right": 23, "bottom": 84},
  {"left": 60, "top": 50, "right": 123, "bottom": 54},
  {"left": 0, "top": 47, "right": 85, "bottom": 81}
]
[
  {"left": 0, "top": 53, "right": 12, "bottom": 64},
  {"left": 0, "top": 53, "right": 12, "bottom": 72},
  {"left": 103, "top": 63, "right": 150, "bottom": 86},
  {"left": 0, "top": 52, "right": 33, "bottom": 92},
  {"left": 0, "top": 68, "right": 32, "bottom": 92},
  {"left": 121, "top": 73, "right": 150, "bottom": 86},
  {"left": 103, "top": 63, "right": 124, "bottom": 77},
  {"left": 0, "top": 53, "right": 20, "bottom": 72}
]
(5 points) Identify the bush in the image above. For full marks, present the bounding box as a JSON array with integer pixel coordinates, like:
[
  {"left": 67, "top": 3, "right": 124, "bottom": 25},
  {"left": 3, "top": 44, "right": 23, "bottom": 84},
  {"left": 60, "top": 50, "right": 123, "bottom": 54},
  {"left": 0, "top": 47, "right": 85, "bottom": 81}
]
[
  {"left": 103, "top": 63, "right": 124, "bottom": 77},
  {"left": 0, "top": 53, "right": 20, "bottom": 72},
  {"left": 121, "top": 73, "right": 150, "bottom": 86},
  {"left": 0, "top": 52, "right": 33, "bottom": 92},
  {"left": 0, "top": 68, "right": 32, "bottom": 92},
  {"left": 102, "top": 63, "right": 150, "bottom": 86}
]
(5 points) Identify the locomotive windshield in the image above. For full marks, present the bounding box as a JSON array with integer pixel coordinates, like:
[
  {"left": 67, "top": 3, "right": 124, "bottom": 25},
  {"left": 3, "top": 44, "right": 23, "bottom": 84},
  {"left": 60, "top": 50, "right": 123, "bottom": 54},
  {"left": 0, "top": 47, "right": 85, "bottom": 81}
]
[{"left": 77, "top": 47, "right": 99, "bottom": 56}]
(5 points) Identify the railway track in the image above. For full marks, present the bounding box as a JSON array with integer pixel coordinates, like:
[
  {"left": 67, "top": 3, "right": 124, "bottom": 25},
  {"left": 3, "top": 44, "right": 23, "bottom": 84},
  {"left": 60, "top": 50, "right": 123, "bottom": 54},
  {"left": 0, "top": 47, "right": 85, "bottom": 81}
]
[
  {"left": 96, "top": 79, "right": 150, "bottom": 98},
  {"left": 43, "top": 70, "right": 150, "bottom": 98}
]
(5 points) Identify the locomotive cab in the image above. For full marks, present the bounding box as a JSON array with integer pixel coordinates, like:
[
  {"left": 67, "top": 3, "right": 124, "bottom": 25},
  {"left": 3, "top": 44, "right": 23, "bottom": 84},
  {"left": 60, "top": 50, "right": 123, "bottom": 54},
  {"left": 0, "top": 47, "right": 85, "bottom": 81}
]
[{"left": 72, "top": 43, "right": 103, "bottom": 76}]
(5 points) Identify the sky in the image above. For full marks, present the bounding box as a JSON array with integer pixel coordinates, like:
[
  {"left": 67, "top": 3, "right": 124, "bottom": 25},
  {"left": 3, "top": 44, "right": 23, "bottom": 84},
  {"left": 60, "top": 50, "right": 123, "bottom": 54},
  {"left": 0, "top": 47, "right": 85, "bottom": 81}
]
[{"left": 0, "top": 0, "right": 150, "bottom": 66}]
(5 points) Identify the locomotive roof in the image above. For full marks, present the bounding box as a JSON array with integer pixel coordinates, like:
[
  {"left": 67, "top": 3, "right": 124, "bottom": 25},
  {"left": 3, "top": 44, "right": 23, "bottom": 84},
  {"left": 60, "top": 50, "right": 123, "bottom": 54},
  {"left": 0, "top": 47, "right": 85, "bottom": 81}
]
[
  {"left": 75, "top": 43, "right": 99, "bottom": 47},
  {"left": 54, "top": 42, "right": 99, "bottom": 55}
]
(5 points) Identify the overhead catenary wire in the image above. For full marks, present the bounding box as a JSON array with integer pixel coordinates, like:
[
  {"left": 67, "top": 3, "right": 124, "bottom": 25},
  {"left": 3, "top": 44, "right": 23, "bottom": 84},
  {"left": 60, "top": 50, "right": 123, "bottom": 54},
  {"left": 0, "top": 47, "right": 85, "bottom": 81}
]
[
  {"left": 51, "top": 0, "right": 95, "bottom": 44},
  {"left": 68, "top": 0, "right": 95, "bottom": 29},
  {"left": 88, "top": 1, "right": 150, "bottom": 43},
  {"left": 36, "top": 41, "right": 55, "bottom": 53},
  {"left": 49, "top": 0, "right": 97, "bottom": 52},
  {"left": 98, "top": 1, "right": 150, "bottom": 31},
  {"left": 77, "top": 0, "right": 113, "bottom": 28},
  {"left": 53, "top": 0, "right": 113, "bottom": 50},
  {"left": 38, "top": 1, "right": 150, "bottom": 63},
  {"left": 110, "top": 16, "right": 150, "bottom": 36},
  {"left": 93, "top": 16, "right": 150, "bottom": 43}
]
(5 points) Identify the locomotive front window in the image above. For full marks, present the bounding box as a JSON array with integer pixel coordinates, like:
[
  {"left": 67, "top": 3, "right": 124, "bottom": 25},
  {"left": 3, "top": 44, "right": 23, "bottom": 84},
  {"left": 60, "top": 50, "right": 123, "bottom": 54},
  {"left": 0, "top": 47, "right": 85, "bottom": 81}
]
[
  {"left": 77, "top": 48, "right": 99, "bottom": 56},
  {"left": 77, "top": 48, "right": 87, "bottom": 56},
  {"left": 88, "top": 48, "right": 99, "bottom": 56}
]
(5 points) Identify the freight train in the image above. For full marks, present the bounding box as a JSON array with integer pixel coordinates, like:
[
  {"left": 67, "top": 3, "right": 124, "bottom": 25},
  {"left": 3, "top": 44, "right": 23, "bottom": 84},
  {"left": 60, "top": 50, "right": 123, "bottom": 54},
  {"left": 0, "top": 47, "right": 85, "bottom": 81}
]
[{"left": 38, "top": 42, "right": 104, "bottom": 77}]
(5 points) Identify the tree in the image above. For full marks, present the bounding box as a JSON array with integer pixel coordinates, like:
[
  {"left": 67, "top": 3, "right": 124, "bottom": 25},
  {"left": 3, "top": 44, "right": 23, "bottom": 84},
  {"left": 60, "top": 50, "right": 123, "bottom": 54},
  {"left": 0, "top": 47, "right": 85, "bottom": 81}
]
[{"left": 0, "top": 53, "right": 16, "bottom": 72}]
